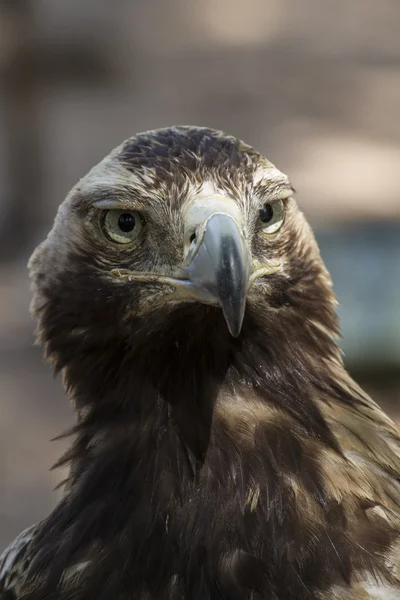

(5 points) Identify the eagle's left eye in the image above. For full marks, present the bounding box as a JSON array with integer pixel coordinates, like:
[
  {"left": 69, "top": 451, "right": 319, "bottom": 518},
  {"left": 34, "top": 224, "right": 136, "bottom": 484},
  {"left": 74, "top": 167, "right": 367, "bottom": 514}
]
[
  {"left": 259, "top": 200, "right": 284, "bottom": 234},
  {"left": 102, "top": 209, "right": 143, "bottom": 244}
]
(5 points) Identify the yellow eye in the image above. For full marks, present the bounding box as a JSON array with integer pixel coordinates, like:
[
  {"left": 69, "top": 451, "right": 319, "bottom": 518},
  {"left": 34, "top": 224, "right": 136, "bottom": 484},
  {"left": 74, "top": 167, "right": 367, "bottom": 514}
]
[
  {"left": 102, "top": 210, "right": 143, "bottom": 244},
  {"left": 259, "top": 200, "right": 284, "bottom": 234}
]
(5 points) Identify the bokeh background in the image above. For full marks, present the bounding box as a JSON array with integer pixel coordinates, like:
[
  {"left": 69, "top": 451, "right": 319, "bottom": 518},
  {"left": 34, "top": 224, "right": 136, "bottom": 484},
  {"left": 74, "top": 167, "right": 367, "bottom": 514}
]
[{"left": 1, "top": 0, "right": 399, "bottom": 551}]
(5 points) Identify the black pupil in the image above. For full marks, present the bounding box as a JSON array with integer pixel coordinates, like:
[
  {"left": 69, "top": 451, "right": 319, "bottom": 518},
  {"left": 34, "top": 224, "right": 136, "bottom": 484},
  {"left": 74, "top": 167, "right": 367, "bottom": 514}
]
[
  {"left": 259, "top": 204, "right": 274, "bottom": 223},
  {"left": 118, "top": 212, "right": 136, "bottom": 232}
]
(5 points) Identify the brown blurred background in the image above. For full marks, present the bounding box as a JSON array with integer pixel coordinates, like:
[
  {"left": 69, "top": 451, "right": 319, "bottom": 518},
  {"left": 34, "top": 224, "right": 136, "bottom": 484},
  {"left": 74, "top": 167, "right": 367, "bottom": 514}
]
[{"left": 0, "top": 0, "right": 399, "bottom": 552}]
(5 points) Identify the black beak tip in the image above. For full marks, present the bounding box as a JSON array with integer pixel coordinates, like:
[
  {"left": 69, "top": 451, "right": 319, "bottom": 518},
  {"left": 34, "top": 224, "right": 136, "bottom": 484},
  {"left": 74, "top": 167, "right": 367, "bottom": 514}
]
[
  {"left": 228, "top": 322, "right": 242, "bottom": 338},
  {"left": 221, "top": 302, "right": 246, "bottom": 337}
]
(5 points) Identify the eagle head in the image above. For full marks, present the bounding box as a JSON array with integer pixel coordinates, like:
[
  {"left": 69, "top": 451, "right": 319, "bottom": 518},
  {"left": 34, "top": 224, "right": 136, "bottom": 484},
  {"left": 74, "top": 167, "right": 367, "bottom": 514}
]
[{"left": 29, "top": 126, "right": 338, "bottom": 385}]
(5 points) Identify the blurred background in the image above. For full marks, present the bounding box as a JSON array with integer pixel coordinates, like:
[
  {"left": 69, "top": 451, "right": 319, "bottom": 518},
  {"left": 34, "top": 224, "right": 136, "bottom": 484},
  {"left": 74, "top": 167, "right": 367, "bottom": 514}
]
[{"left": 0, "top": 0, "right": 399, "bottom": 551}]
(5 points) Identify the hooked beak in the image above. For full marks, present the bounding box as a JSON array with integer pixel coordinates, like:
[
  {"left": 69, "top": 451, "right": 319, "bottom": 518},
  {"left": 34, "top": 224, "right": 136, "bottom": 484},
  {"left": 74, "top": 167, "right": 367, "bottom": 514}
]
[{"left": 182, "top": 213, "right": 251, "bottom": 337}]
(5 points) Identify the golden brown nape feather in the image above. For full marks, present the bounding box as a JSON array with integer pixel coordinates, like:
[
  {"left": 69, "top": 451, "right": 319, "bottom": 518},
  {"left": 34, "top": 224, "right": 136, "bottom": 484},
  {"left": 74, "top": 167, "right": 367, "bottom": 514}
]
[{"left": 1, "top": 125, "right": 400, "bottom": 600}]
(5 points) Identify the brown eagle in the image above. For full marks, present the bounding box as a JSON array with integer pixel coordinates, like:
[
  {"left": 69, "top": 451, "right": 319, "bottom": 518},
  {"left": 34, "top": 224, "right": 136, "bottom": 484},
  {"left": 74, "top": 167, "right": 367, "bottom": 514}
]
[{"left": 1, "top": 126, "right": 400, "bottom": 600}]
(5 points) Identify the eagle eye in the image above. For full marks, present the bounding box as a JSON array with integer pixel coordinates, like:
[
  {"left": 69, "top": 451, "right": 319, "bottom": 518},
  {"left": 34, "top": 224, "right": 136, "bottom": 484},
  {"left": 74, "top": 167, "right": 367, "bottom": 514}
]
[
  {"left": 102, "top": 209, "right": 143, "bottom": 244},
  {"left": 259, "top": 200, "right": 284, "bottom": 234}
]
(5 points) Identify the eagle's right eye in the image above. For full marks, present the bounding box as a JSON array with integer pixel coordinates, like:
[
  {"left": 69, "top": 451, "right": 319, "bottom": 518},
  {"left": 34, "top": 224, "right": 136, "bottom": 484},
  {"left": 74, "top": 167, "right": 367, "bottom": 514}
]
[{"left": 102, "top": 209, "right": 144, "bottom": 244}]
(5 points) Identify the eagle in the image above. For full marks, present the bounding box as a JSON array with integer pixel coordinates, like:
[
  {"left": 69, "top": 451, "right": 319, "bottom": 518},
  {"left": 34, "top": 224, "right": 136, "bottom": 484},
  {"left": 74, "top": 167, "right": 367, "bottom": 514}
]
[{"left": 1, "top": 126, "right": 400, "bottom": 600}]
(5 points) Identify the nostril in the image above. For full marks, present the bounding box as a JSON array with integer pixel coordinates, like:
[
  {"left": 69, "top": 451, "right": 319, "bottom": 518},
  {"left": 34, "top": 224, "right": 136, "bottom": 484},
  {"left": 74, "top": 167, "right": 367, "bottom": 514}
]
[{"left": 184, "top": 230, "right": 199, "bottom": 262}]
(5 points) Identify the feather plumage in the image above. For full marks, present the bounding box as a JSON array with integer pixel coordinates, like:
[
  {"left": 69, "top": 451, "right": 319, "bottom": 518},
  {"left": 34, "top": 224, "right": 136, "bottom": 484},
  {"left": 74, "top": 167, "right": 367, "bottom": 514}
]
[{"left": 1, "top": 126, "right": 400, "bottom": 599}]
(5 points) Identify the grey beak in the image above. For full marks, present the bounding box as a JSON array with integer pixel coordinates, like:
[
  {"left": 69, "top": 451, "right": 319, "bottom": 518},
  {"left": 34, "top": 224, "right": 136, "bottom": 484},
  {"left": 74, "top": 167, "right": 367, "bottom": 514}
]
[{"left": 183, "top": 213, "right": 251, "bottom": 337}]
